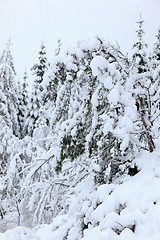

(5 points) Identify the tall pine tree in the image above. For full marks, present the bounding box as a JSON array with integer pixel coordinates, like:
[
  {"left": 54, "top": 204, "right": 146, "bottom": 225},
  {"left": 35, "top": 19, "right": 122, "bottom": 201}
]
[
  {"left": 17, "top": 71, "right": 29, "bottom": 138},
  {"left": 0, "top": 40, "right": 18, "bottom": 137},
  {"left": 131, "top": 16, "right": 155, "bottom": 153},
  {"left": 25, "top": 43, "right": 48, "bottom": 136}
]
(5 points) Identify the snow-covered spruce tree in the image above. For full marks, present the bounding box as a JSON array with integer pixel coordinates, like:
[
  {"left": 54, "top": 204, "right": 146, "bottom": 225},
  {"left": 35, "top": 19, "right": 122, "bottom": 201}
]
[
  {"left": 86, "top": 56, "right": 117, "bottom": 184},
  {"left": 54, "top": 38, "right": 105, "bottom": 172},
  {"left": 152, "top": 28, "right": 160, "bottom": 67},
  {"left": 31, "top": 42, "right": 48, "bottom": 84},
  {"left": 52, "top": 56, "right": 80, "bottom": 172},
  {"left": 41, "top": 39, "right": 62, "bottom": 106},
  {"left": 88, "top": 50, "right": 138, "bottom": 184},
  {"left": 0, "top": 79, "right": 10, "bottom": 128},
  {"left": 17, "top": 71, "right": 29, "bottom": 139},
  {"left": 54, "top": 39, "right": 62, "bottom": 56},
  {"left": 0, "top": 118, "right": 28, "bottom": 229},
  {"left": 0, "top": 40, "right": 19, "bottom": 137},
  {"left": 150, "top": 28, "right": 160, "bottom": 136},
  {"left": 0, "top": 41, "right": 23, "bottom": 225},
  {"left": 40, "top": 55, "right": 68, "bottom": 129},
  {"left": 131, "top": 16, "right": 155, "bottom": 152},
  {"left": 0, "top": 129, "right": 47, "bottom": 230},
  {"left": 25, "top": 43, "right": 48, "bottom": 136},
  {"left": 0, "top": 120, "right": 14, "bottom": 221}
]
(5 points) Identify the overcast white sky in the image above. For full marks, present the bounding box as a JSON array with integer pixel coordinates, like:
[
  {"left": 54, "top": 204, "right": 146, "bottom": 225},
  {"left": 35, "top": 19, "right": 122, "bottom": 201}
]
[{"left": 0, "top": 0, "right": 160, "bottom": 78}]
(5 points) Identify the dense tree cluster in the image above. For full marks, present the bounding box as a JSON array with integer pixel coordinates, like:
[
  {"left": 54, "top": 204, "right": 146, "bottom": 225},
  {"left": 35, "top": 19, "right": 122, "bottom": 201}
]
[{"left": 0, "top": 19, "right": 160, "bottom": 231}]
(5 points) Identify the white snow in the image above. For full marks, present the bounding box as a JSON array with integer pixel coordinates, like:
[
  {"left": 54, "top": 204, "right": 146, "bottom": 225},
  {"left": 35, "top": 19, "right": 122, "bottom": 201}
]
[
  {"left": 90, "top": 56, "right": 108, "bottom": 77},
  {"left": 0, "top": 227, "right": 40, "bottom": 240},
  {"left": 107, "top": 84, "right": 120, "bottom": 105},
  {"left": 103, "top": 76, "right": 113, "bottom": 90},
  {"left": 80, "top": 38, "right": 100, "bottom": 52}
]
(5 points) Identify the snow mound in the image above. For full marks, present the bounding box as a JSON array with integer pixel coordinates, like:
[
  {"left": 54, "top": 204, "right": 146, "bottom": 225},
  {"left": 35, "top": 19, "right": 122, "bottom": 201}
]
[
  {"left": 1, "top": 150, "right": 160, "bottom": 240},
  {"left": 0, "top": 227, "right": 40, "bottom": 240}
]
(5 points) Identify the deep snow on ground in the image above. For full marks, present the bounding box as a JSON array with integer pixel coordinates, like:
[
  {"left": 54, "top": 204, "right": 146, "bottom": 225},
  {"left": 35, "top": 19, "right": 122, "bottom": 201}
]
[{"left": 1, "top": 149, "right": 160, "bottom": 240}]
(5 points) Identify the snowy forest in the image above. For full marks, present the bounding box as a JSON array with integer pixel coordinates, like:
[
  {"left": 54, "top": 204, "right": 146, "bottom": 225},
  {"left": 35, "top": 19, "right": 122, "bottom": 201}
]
[{"left": 0, "top": 17, "right": 160, "bottom": 240}]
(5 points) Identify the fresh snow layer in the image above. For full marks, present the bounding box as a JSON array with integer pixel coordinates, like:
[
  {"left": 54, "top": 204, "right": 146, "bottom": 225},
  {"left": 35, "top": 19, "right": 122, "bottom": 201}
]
[
  {"left": 0, "top": 227, "right": 40, "bottom": 240},
  {"left": 1, "top": 149, "right": 160, "bottom": 239},
  {"left": 90, "top": 56, "right": 108, "bottom": 77}
]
